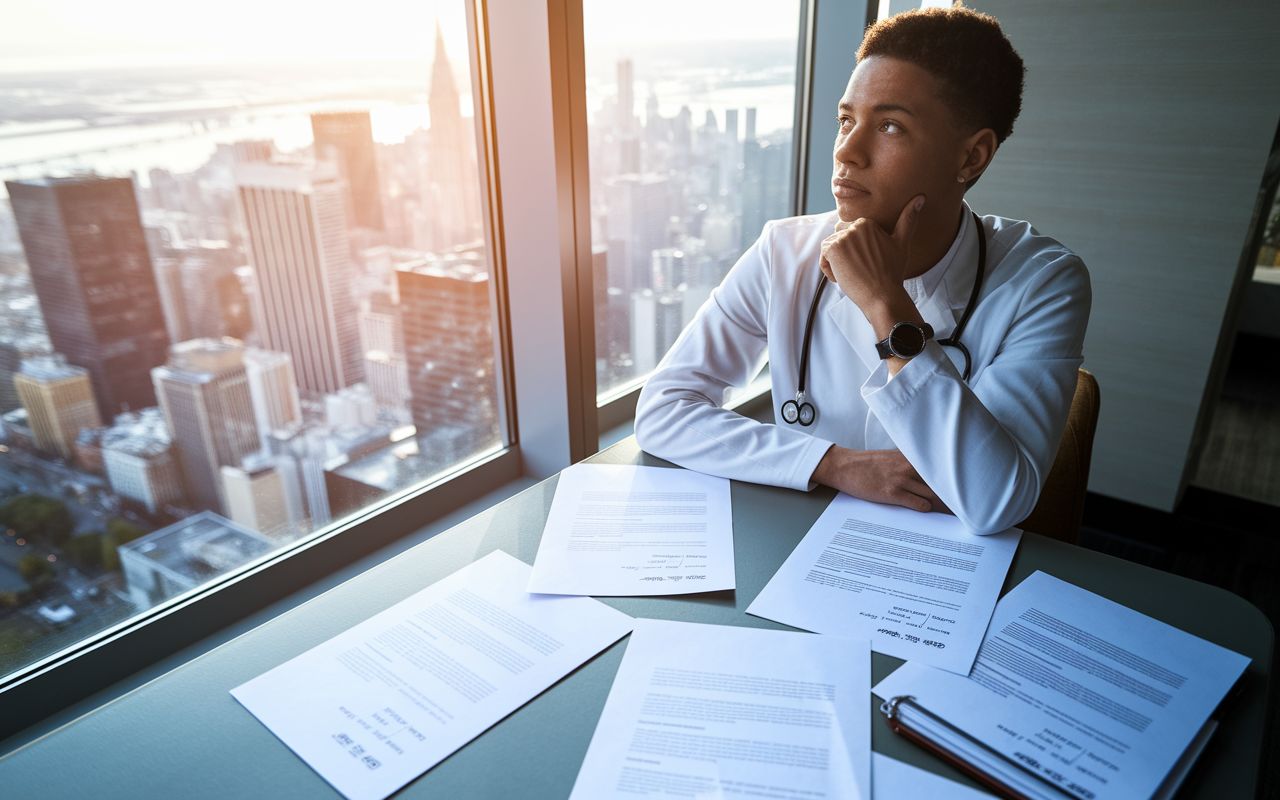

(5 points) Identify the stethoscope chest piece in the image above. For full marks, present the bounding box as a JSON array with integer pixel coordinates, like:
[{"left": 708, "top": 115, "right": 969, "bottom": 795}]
[{"left": 780, "top": 392, "right": 816, "bottom": 427}]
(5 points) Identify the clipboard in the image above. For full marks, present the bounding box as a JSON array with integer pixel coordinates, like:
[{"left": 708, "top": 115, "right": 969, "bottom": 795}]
[
  {"left": 880, "top": 693, "right": 1230, "bottom": 800},
  {"left": 880, "top": 695, "right": 1089, "bottom": 800}
]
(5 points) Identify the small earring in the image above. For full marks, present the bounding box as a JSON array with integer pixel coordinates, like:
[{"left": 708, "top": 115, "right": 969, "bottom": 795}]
[{"left": 957, "top": 174, "right": 967, "bottom": 183}]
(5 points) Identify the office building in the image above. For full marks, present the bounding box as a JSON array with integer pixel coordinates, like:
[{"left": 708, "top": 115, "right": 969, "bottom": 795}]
[
  {"left": 220, "top": 453, "right": 296, "bottom": 537},
  {"left": 13, "top": 355, "right": 103, "bottom": 460},
  {"left": 629, "top": 290, "right": 684, "bottom": 375},
  {"left": 720, "top": 108, "right": 741, "bottom": 198},
  {"left": 325, "top": 383, "right": 378, "bottom": 429},
  {"left": 616, "top": 59, "right": 640, "bottom": 172},
  {"left": 235, "top": 160, "right": 362, "bottom": 395},
  {"left": 118, "top": 511, "right": 274, "bottom": 609},
  {"left": 0, "top": 342, "right": 22, "bottom": 415},
  {"left": 311, "top": 111, "right": 385, "bottom": 231},
  {"left": 395, "top": 248, "right": 498, "bottom": 448},
  {"left": 6, "top": 176, "right": 171, "bottom": 420},
  {"left": 740, "top": 127, "right": 792, "bottom": 252},
  {"left": 242, "top": 348, "right": 302, "bottom": 452},
  {"left": 359, "top": 291, "right": 411, "bottom": 408},
  {"left": 102, "top": 407, "right": 185, "bottom": 514},
  {"left": 420, "top": 22, "right": 483, "bottom": 252},
  {"left": 151, "top": 339, "right": 259, "bottom": 514},
  {"left": 73, "top": 425, "right": 106, "bottom": 473},
  {"left": 144, "top": 225, "right": 246, "bottom": 345},
  {"left": 605, "top": 174, "right": 672, "bottom": 292},
  {"left": 267, "top": 424, "right": 333, "bottom": 530}
]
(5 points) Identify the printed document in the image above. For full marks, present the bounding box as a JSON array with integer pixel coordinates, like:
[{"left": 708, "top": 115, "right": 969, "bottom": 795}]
[
  {"left": 231, "top": 550, "right": 634, "bottom": 800},
  {"left": 570, "top": 619, "right": 870, "bottom": 800},
  {"left": 747, "top": 494, "right": 1020, "bottom": 674},
  {"left": 873, "top": 571, "right": 1250, "bottom": 800},
  {"left": 528, "top": 463, "right": 734, "bottom": 596}
]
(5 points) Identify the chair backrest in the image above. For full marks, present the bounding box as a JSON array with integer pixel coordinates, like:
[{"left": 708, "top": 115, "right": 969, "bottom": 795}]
[{"left": 1017, "top": 368, "right": 1101, "bottom": 544}]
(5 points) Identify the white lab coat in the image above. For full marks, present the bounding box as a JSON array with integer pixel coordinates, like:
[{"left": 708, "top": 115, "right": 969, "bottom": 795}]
[{"left": 634, "top": 204, "right": 1092, "bottom": 535}]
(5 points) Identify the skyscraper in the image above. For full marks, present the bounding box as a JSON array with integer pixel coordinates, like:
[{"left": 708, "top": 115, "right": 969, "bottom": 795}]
[
  {"left": 151, "top": 339, "right": 259, "bottom": 514},
  {"left": 605, "top": 174, "right": 672, "bottom": 292},
  {"left": 13, "top": 355, "right": 103, "bottom": 459},
  {"left": 236, "top": 160, "right": 363, "bottom": 395},
  {"left": 741, "top": 129, "right": 793, "bottom": 251},
  {"left": 617, "top": 59, "right": 640, "bottom": 172},
  {"left": 422, "top": 22, "right": 483, "bottom": 252},
  {"left": 396, "top": 248, "right": 498, "bottom": 452},
  {"left": 359, "top": 291, "right": 411, "bottom": 409},
  {"left": 7, "top": 176, "right": 171, "bottom": 420},
  {"left": 311, "top": 111, "right": 385, "bottom": 231},
  {"left": 242, "top": 348, "right": 302, "bottom": 451},
  {"left": 267, "top": 424, "right": 331, "bottom": 530}
]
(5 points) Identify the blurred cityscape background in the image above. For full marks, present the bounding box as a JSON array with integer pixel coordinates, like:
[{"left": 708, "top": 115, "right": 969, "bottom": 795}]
[{"left": 0, "top": 0, "right": 801, "bottom": 679}]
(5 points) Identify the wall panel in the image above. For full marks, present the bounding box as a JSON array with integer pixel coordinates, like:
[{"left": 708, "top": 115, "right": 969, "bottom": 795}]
[{"left": 967, "top": 0, "right": 1280, "bottom": 510}]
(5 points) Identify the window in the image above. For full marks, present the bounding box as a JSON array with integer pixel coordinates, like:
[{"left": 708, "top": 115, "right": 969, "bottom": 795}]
[
  {"left": 0, "top": 0, "right": 509, "bottom": 693},
  {"left": 581, "top": 0, "right": 806, "bottom": 404}
]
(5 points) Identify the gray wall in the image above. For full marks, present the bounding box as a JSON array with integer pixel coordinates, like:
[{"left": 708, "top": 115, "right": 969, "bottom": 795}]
[{"left": 964, "top": 0, "right": 1280, "bottom": 511}]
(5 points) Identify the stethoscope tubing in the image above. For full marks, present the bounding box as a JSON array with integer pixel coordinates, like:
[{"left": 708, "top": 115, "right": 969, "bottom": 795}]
[{"left": 782, "top": 211, "right": 987, "bottom": 426}]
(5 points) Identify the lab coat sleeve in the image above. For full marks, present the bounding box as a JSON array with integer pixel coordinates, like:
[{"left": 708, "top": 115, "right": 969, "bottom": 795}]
[
  {"left": 862, "top": 250, "right": 1091, "bottom": 535},
  {"left": 635, "top": 224, "right": 835, "bottom": 491}
]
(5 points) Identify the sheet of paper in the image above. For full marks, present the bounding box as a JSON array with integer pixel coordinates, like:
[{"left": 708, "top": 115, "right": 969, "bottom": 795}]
[
  {"left": 746, "top": 493, "right": 1020, "bottom": 674},
  {"left": 528, "top": 463, "right": 734, "bottom": 596},
  {"left": 872, "top": 571, "right": 1250, "bottom": 800},
  {"left": 871, "top": 753, "right": 994, "bottom": 799},
  {"left": 231, "top": 550, "right": 634, "bottom": 800},
  {"left": 570, "top": 619, "right": 871, "bottom": 800}
]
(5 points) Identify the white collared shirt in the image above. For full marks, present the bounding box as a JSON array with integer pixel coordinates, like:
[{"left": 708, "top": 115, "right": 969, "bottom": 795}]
[{"left": 634, "top": 202, "right": 1092, "bottom": 535}]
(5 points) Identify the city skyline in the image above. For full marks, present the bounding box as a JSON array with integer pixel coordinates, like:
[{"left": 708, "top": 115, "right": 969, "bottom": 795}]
[{"left": 0, "top": 29, "right": 507, "bottom": 682}]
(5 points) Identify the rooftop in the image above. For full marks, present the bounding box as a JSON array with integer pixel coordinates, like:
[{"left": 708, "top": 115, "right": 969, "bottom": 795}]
[
  {"left": 120, "top": 511, "right": 273, "bottom": 584},
  {"left": 102, "top": 407, "right": 171, "bottom": 458},
  {"left": 163, "top": 338, "right": 244, "bottom": 376},
  {"left": 18, "top": 355, "right": 89, "bottom": 383}
]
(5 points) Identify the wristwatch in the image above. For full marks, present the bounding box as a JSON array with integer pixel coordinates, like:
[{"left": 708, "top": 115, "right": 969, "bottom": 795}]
[{"left": 875, "top": 321, "right": 934, "bottom": 360}]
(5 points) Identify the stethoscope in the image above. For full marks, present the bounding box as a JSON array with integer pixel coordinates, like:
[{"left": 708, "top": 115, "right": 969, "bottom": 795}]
[{"left": 780, "top": 211, "right": 988, "bottom": 427}]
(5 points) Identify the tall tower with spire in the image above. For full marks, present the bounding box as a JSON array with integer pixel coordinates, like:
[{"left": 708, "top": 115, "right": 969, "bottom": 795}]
[{"left": 422, "top": 22, "right": 483, "bottom": 252}]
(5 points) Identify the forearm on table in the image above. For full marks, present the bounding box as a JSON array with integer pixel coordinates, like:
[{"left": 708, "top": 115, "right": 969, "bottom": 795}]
[
  {"left": 865, "top": 351, "right": 1072, "bottom": 534},
  {"left": 636, "top": 390, "right": 830, "bottom": 492}
]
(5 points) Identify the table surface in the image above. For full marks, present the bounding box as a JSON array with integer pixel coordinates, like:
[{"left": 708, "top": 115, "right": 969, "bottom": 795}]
[{"left": 2, "top": 440, "right": 1272, "bottom": 799}]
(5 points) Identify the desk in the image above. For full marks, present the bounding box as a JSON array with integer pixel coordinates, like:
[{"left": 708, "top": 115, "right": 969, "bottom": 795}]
[{"left": 2, "top": 440, "right": 1272, "bottom": 798}]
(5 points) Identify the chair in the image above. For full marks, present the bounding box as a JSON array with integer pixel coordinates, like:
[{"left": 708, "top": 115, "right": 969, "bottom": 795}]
[{"left": 1017, "top": 368, "right": 1101, "bottom": 545}]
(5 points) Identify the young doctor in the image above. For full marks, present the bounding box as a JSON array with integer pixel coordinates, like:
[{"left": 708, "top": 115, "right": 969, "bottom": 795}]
[{"left": 634, "top": 6, "right": 1091, "bottom": 536}]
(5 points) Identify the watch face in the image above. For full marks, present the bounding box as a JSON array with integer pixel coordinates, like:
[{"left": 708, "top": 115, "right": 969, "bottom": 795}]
[{"left": 889, "top": 323, "right": 925, "bottom": 357}]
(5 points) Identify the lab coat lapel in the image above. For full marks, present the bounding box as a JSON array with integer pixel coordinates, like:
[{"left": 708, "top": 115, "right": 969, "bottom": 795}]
[{"left": 926, "top": 208, "right": 982, "bottom": 376}]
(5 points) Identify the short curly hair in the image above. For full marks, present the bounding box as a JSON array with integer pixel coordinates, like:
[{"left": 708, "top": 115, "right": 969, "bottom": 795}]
[{"left": 857, "top": 5, "right": 1025, "bottom": 146}]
